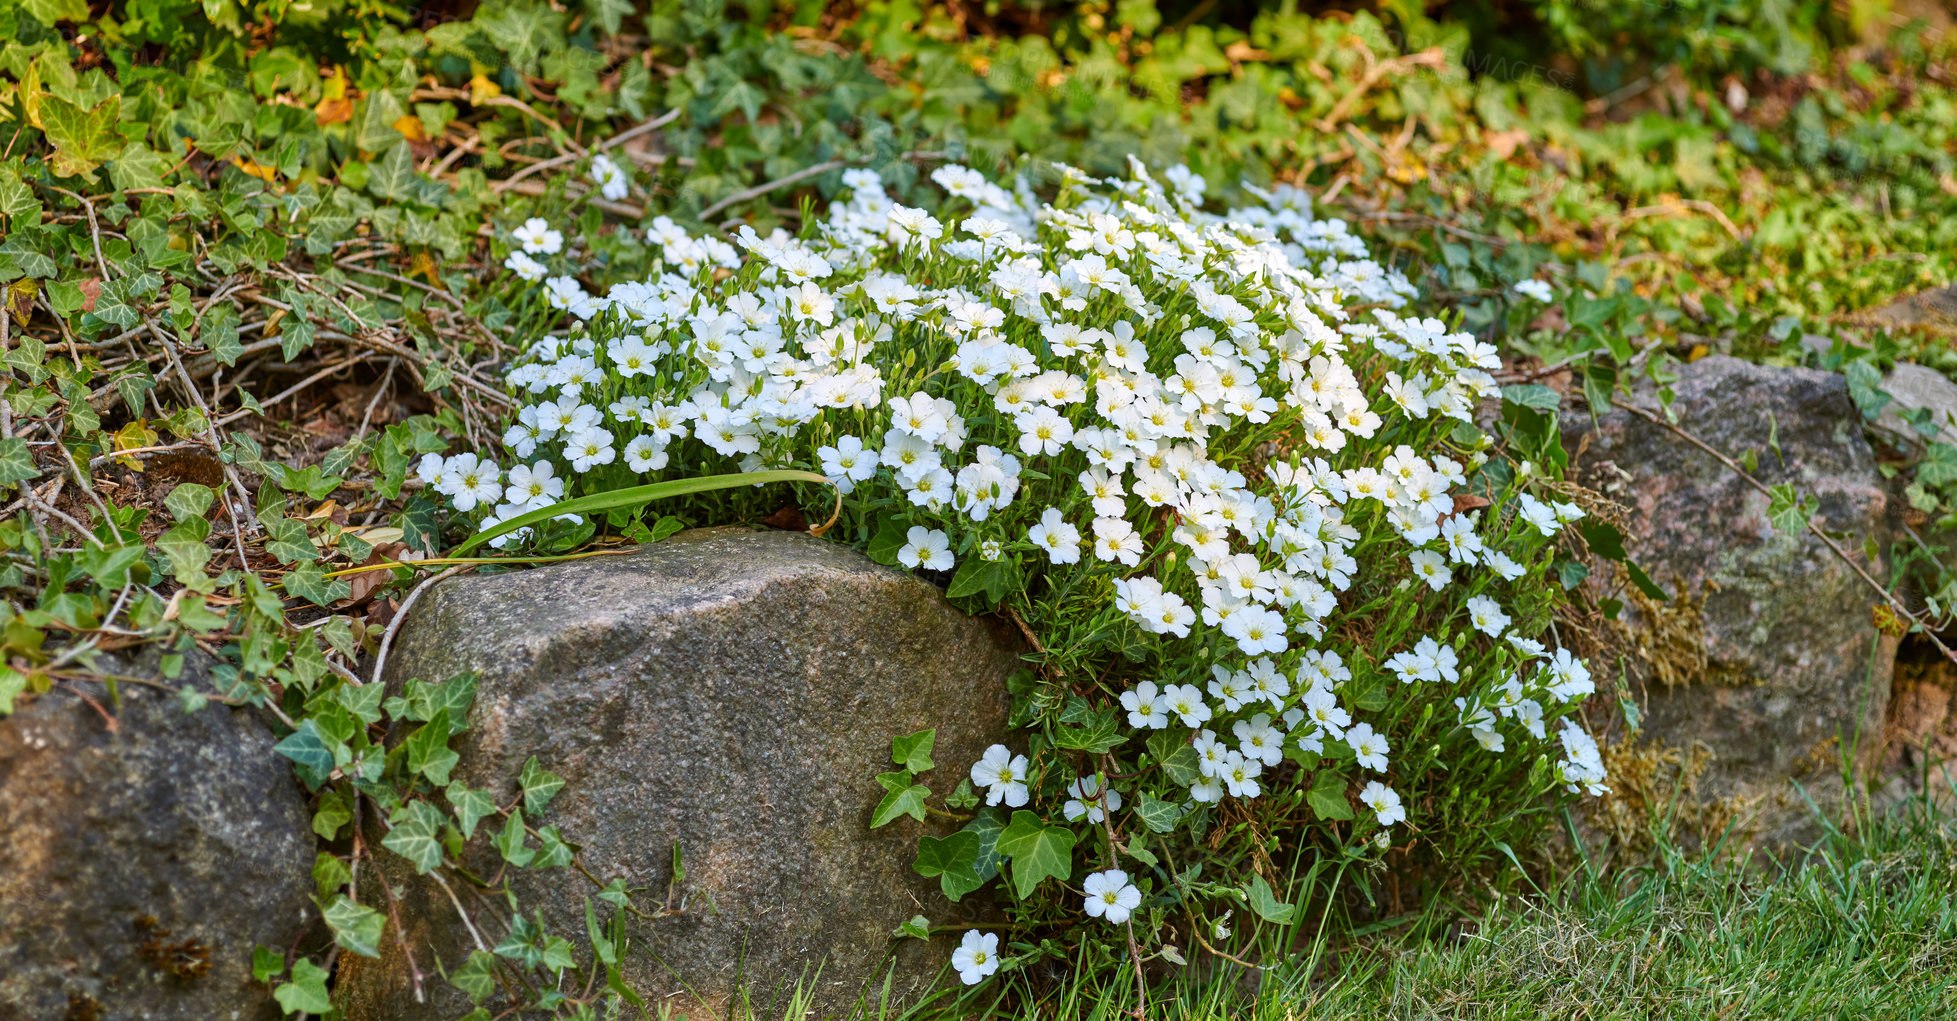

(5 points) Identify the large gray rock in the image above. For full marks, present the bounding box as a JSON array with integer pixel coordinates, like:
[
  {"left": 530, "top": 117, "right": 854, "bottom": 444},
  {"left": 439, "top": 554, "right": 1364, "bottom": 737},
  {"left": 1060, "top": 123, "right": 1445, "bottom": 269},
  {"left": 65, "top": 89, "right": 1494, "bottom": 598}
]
[
  {"left": 0, "top": 673, "right": 316, "bottom": 1020},
  {"left": 1569, "top": 356, "right": 1894, "bottom": 847},
  {"left": 339, "top": 528, "right": 1017, "bottom": 1020},
  {"left": 1873, "top": 362, "right": 1957, "bottom": 451}
]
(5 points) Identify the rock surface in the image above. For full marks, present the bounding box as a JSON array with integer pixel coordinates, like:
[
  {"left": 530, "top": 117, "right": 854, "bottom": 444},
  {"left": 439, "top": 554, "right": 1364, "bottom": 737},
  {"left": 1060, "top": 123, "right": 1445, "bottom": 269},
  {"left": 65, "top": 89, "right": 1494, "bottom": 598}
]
[
  {"left": 0, "top": 671, "right": 316, "bottom": 1020},
  {"left": 1569, "top": 355, "right": 1894, "bottom": 847},
  {"left": 1873, "top": 362, "right": 1957, "bottom": 451},
  {"left": 338, "top": 528, "right": 1018, "bottom": 1020}
]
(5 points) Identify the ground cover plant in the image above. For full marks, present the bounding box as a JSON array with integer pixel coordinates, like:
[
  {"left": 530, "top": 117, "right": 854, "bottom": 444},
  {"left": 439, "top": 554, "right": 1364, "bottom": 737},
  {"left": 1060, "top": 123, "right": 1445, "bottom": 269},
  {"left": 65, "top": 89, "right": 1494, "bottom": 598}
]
[
  {"left": 0, "top": 0, "right": 1953, "bottom": 1016},
  {"left": 427, "top": 156, "right": 1613, "bottom": 1005}
]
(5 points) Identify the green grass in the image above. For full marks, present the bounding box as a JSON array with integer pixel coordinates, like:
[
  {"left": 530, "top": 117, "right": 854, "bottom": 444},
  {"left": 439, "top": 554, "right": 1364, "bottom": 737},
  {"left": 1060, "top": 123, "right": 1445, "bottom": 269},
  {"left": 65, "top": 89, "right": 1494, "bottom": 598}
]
[{"left": 861, "top": 778, "right": 1957, "bottom": 1021}]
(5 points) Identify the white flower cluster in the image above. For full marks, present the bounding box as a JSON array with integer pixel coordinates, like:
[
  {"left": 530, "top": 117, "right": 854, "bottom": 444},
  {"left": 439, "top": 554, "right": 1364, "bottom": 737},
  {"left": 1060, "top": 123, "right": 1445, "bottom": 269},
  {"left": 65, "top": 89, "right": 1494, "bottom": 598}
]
[{"left": 459, "top": 157, "right": 1610, "bottom": 856}]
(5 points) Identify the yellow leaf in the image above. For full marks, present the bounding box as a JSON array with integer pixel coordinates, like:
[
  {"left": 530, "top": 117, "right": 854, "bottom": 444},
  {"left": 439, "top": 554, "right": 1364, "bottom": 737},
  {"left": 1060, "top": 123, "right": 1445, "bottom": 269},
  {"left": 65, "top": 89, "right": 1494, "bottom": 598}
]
[
  {"left": 468, "top": 73, "right": 501, "bottom": 106},
  {"left": 6, "top": 279, "right": 37, "bottom": 321},
  {"left": 409, "top": 250, "right": 442, "bottom": 285},
  {"left": 114, "top": 420, "right": 160, "bottom": 471},
  {"left": 231, "top": 155, "right": 278, "bottom": 182},
  {"left": 392, "top": 114, "right": 427, "bottom": 142},
  {"left": 315, "top": 65, "right": 354, "bottom": 126}
]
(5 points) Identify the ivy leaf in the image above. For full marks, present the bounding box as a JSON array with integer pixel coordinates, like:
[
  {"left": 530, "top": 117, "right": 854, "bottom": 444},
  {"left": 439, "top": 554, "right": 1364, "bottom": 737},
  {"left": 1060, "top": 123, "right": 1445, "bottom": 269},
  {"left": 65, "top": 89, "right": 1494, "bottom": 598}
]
[
  {"left": 273, "top": 719, "right": 339, "bottom": 787},
  {"left": 911, "top": 829, "right": 982, "bottom": 901},
  {"left": 871, "top": 769, "right": 929, "bottom": 828},
  {"left": 495, "top": 808, "right": 535, "bottom": 867},
  {"left": 164, "top": 482, "right": 214, "bottom": 522},
  {"left": 1307, "top": 770, "right": 1355, "bottom": 821},
  {"left": 320, "top": 894, "right": 386, "bottom": 958},
  {"left": 282, "top": 564, "right": 352, "bottom": 607},
  {"left": 893, "top": 914, "right": 931, "bottom": 940},
  {"left": 534, "top": 825, "right": 577, "bottom": 868},
  {"left": 1134, "top": 790, "right": 1184, "bottom": 834},
  {"left": 995, "top": 810, "right": 1077, "bottom": 899},
  {"left": 382, "top": 801, "right": 447, "bottom": 874},
  {"left": 451, "top": 949, "right": 500, "bottom": 1003},
  {"left": 1051, "top": 705, "right": 1127, "bottom": 754},
  {"left": 1765, "top": 483, "right": 1818, "bottom": 536},
  {"left": 890, "top": 729, "right": 936, "bottom": 772},
  {"left": 404, "top": 708, "right": 460, "bottom": 786},
  {"left": 0, "top": 437, "right": 40, "bottom": 486},
  {"left": 274, "top": 959, "right": 333, "bottom": 1014},
  {"left": 446, "top": 783, "right": 498, "bottom": 840},
  {"left": 39, "top": 93, "right": 123, "bottom": 180},
  {"left": 520, "top": 756, "right": 565, "bottom": 815},
  {"left": 261, "top": 516, "right": 318, "bottom": 565}
]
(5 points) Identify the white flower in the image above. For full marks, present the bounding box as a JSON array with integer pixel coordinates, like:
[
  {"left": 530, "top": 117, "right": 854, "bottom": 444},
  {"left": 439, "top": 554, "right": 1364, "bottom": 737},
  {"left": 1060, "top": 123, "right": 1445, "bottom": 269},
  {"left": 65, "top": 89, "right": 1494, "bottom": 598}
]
[
  {"left": 1027, "top": 507, "right": 1081, "bottom": 564},
  {"left": 1082, "top": 869, "right": 1142, "bottom": 925},
  {"left": 442, "top": 456, "right": 502, "bottom": 512},
  {"left": 1161, "top": 683, "right": 1210, "bottom": 728},
  {"left": 1063, "top": 774, "right": 1123, "bottom": 824},
  {"left": 1219, "top": 751, "right": 1262, "bottom": 799},
  {"left": 1513, "top": 279, "right": 1554, "bottom": 303},
  {"left": 1345, "top": 722, "right": 1390, "bottom": 772},
  {"left": 1233, "top": 713, "right": 1282, "bottom": 766},
  {"left": 504, "top": 460, "right": 564, "bottom": 505},
  {"left": 505, "top": 251, "right": 547, "bottom": 281},
  {"left": 898, "top": 526, "right": 954, "bottom": 571},
  {"left": 1408, "top": 549, "right": 1452, "bottom": 591},
  {"left": 1090, "top": 517, "right": 1143, "bottom": 566},
  {"left": 970, "top": 744, "right": 1030, "bottom": 807},
  {"left": 1360, "top": 781, "right": 1406, "bottom": 826},
  {"left": 1465, "top": 594, "right": 1510, "bottom": 637},
  {"left": 951, "top": 930, "right": 1000, "bottom": 986},
  {"left": 565, "top": 426, "right": 617, "bottom": 472},
  {"left": 818, "top": 435, "right": 879, "bottom": 494},
  {"left": 589, "top": 152, "right": 629, "bottom": 201},
  {"left": 513, "top": 217, "right": 563, "bottom": 255},
  {"left": 623, "top": 435, "right": 667, "bottom": 473},
  {"left": 1120, "top": 680, "right": 1169, "bottom": 730}
]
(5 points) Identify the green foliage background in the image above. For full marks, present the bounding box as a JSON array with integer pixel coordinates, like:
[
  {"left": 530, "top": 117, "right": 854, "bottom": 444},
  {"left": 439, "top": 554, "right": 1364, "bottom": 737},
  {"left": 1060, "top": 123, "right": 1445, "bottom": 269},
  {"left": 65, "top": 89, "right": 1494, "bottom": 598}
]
[{"left": 0, "top": 0, "right": 1954, "bottom": 1015}]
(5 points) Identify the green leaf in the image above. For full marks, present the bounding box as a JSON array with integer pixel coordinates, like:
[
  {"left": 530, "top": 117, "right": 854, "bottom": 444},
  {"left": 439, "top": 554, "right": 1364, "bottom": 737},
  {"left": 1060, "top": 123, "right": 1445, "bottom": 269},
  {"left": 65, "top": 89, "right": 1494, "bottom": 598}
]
[
  {"left": 274, "top": 959, "right": 333, "bottom": 1014},
  {"left": 312, "top": 789, "right": 353, "bottom": 839},
  {"left": 1244, "top": 874, "right": 1297, "bottom": 925},
  {"left": 454, "top": 469, "right": 834, "bottom": 555},
  {"left": 320, "top": 893, "right": 386, "bottom": 958},
  {"left": 0, "top": 438, "right": 39, "bottom": 486},
  {"left": 273, "top": 719, "right": 338, "bottom": 786},
  {"left": 451, "top": 949, "right": 500, "bottom": 1003},
  {"left": 890, "top": 729, "right": 936, "bottom": 772},
  {"left": 912, "top": 829, "right": 983, "bottom": 900},
  {"left": 1500, "top": 383, "right": 1562, "bottom": 412},
  {"left": 534, "top": 825, "right": 576, "bottom": 868},
  {"left": 495, "top": 808, "right": 535, "bottom": 867},
  {"left": 251, "top": 945, "right": 286, "bottom": 984},
  {"left": 871, "top": 769, "right": 930, "bottom": 828},
  {"left": 282, "top": 564, "right": 352, "bottom": 607},
  {"left": 381, "top": 801, "right": 446, "bottom": 874},
  {"left": 893, "top": 914, "right": 931, "bottom": 940},
  {"left": 39, "top": 93, "right": 123, "bottom": 180},
  {"left": 404, "top": 709, "right": 460, "bottom": 786},
  {"left": 995, "top": 810, "right": 1077, "bottom": 899},
  {"left": 312, "top": 851, "right": 352, "bottom": 898},
  {"left": 1307, "top": 770, "right": 1354, "bottom": 821},
  {"left": 1766, "top": 483, "right": 1817, "bottom": 536},
  {"left": 1051, "top": 705, "right": 1127, "bottom": 754},
  {"left": 1134, "top": 790, "right": 1184, "bottom": 834},
  {"left": 261, "top": 516, "right": 318, "bottom": 565},
  {"left": 944, "top": 555, "right": 1009, "bottom": 602},
  {"left": 164, "top": 482, "right": 215, "bottom": 522},
  {"left": 865, "top": 515, "right": 908, "bottom": 566},
  {"left": 520, "top": 756, "right": 564, "bottom": 815},
  {"left": 446, "top": 783, "right": 498, "bottom": 840}
]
